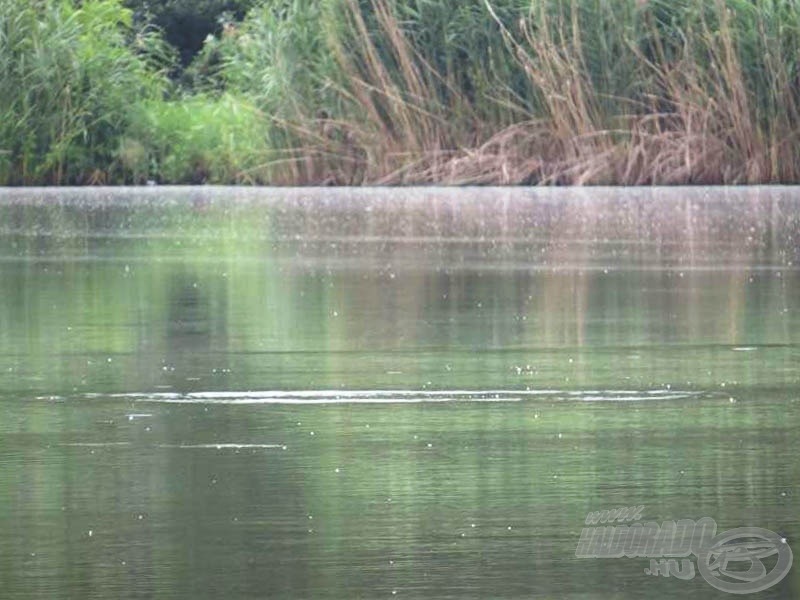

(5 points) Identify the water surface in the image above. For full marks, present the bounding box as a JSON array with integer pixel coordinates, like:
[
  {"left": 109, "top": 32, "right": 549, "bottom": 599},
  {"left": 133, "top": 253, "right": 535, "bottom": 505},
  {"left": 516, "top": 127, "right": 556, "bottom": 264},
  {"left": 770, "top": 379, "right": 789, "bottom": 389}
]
[{"left": 0, "top": 187, "right": 798, "bottom": 598}]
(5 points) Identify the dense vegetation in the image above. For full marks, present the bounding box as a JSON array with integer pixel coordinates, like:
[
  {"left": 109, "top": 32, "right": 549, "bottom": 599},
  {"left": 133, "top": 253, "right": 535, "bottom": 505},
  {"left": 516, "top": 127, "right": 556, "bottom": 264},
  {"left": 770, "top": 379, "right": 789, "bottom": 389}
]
[
  {"left": 124, "top": 0, "right": 258, "bottom": 67},
  {"left": 3, "top": 0, "right": 800, "bottom": 185}
]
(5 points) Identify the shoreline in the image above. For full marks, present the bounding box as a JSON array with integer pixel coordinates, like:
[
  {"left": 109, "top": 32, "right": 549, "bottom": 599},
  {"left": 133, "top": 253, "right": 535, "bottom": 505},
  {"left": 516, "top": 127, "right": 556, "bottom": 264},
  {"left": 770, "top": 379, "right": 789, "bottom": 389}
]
[{"left": 5, "top": 1, "right": 800, "bottom": 186}]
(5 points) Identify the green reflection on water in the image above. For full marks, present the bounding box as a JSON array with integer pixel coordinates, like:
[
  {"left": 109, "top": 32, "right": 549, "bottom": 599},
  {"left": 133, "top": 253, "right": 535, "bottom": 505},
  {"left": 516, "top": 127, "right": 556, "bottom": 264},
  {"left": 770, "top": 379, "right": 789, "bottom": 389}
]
[{"left": 0, "top": 189, "right": 797, "bottom": 599}]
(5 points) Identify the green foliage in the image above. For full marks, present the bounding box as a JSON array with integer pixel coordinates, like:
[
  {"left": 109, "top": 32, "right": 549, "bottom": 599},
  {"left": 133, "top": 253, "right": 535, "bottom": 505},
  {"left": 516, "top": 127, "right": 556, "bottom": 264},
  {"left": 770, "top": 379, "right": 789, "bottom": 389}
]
[
  {"left": 0, "top": 0, "right": 171, "bottom": 184},
  {"left": 124, "top": 0, "right": 259, "bottom": 66},
  {"left": 4, "top": 0, "right": 800, "bottom": 185},
  {"left": 125, "top": 94, "right": 272, "bottom": 183},
  {"left": 204, "top": 1, "right": 343, "bottom": 117}
]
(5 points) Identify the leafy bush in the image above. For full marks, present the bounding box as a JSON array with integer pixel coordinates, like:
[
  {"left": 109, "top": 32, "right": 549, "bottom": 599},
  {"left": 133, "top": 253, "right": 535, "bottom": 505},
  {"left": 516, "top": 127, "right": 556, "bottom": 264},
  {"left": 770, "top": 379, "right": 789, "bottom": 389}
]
[{"left": 126, "top": 94, "right": 272, "bottom": 184}]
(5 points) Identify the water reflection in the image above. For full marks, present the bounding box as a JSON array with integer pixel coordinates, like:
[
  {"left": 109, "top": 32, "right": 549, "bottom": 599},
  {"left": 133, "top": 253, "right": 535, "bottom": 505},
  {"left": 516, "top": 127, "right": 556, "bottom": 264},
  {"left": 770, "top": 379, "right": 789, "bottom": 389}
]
[{"left": 0, "top": 188, "right": 797, "bottom": 599}]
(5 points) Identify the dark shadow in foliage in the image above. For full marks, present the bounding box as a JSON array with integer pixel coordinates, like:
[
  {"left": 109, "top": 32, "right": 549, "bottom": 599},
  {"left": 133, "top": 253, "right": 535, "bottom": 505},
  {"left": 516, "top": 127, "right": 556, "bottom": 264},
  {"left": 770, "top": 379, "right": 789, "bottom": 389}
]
[{"left": 124, "top": 0, "right": 258, "bottom": 69}]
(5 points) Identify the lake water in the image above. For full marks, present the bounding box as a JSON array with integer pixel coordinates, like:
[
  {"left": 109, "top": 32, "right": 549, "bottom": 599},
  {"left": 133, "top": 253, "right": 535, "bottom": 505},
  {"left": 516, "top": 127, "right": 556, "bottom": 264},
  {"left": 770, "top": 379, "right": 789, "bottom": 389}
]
[{"left": 0, "top": 187, "right": 797, "bottom": 599}]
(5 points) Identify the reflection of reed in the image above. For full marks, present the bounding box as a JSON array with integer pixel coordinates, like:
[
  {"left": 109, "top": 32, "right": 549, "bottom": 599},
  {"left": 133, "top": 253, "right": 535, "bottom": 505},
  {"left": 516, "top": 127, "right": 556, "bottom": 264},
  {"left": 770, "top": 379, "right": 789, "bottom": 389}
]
[
  {"left": 539, "top": 199, "right": 591, "bottom": 349},
  {"left": 0, "top": 188, "right": 797, "bottom": 394}
]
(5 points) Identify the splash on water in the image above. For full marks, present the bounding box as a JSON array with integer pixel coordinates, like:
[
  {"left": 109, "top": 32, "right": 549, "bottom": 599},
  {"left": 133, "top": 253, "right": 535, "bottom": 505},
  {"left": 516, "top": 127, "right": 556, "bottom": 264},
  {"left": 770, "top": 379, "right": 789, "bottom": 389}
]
[{"left": 86, "top": 389, "right": 707, "bottom": 405}]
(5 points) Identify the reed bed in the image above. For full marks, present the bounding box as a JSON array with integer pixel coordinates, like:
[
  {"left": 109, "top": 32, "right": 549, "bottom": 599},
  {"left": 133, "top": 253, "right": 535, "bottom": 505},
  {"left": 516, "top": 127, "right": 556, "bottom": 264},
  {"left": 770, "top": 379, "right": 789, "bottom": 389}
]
[
  {"left": 3, "top": 0, "right": 800, "bottom": 185},
  {"left": 0, "top": 0, "right": 171, "bottom": 184}
]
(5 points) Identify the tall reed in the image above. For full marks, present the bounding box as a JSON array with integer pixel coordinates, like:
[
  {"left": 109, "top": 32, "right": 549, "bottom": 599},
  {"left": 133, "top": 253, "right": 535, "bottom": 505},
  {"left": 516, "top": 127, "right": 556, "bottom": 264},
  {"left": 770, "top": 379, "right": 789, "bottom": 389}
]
[
  {"left": 4, "top": 0, "right": 800, "bottom": 185},
  {"left": 211, "top": 0, "right": 800, "bottom": 184},
  {"left": 0, "top": 0, "right": 170, "bottom": 184}
]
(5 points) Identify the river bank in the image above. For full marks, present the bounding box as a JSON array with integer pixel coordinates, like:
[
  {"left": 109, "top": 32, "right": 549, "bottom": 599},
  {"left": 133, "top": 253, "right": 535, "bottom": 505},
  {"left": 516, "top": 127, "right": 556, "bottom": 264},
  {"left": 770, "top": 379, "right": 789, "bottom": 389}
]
[{"left": 3, "top": 0, "right": 800, "bottom": 186}]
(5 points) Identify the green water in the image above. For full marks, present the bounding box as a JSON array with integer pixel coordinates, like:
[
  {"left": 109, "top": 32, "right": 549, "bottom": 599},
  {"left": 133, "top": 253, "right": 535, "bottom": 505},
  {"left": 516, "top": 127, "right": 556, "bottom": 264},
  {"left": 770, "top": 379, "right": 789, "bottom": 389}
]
[{"left": 0, "top": 187, "right": 798, "bottom": 599}]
